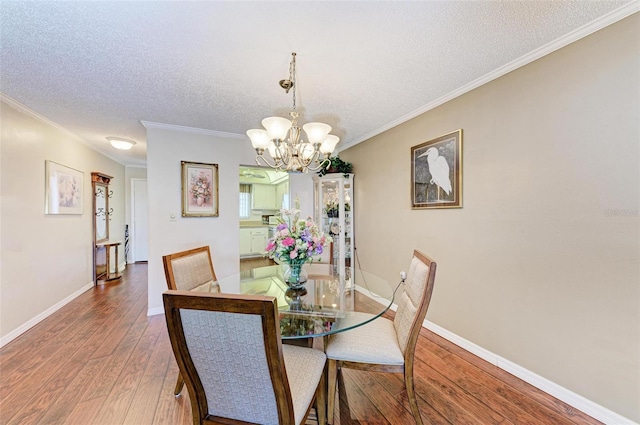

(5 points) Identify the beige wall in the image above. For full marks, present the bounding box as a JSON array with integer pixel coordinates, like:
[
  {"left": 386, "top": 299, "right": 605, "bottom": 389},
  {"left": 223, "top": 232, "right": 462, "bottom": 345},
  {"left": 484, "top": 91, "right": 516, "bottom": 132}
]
[
  {"left": 341, "top": 14, "right": 639, "bottom": 421},
  {"left": 0, "top": 99, "right": 125, "bottom": 343},
  {"left": 145, "top": 125, "right": 256, "bottom": 315}
]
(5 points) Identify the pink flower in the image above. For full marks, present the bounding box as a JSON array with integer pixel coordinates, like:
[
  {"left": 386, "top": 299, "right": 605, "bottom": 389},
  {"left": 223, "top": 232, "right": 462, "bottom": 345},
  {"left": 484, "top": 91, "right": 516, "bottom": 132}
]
[
  {"left": 266, "top": 241, "right": 275, "bottom": 251},
  {"left": 279, "top": 229, "right": 290, "bottom": 237},
  {"left": 282, "top": 237, "right": 295, "bottom": 247},
  {"left": 289, "top": 250, "right": 298, "bottom": 259}
]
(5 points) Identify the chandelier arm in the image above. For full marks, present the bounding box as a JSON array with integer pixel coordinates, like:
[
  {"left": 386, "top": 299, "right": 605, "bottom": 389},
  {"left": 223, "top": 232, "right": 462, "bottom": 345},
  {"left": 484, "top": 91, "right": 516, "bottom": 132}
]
[
  {"left": 297, "top": 148, "right": 317, "bottom": 168},
  {"left": 302, "top": 155, "right": 331, "bottom": 172},
  {"left": 273, "top": 140, "right": 290, "bottom": 164},
  {"left": 255, "top": 154, "right": 279, "bottom": 169}
]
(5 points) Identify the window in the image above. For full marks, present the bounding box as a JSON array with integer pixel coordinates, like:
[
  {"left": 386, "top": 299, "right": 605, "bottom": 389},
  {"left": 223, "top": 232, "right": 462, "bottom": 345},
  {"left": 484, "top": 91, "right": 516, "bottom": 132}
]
[{"left": 239, "top": 184, "right": 251, "bottom": 219}]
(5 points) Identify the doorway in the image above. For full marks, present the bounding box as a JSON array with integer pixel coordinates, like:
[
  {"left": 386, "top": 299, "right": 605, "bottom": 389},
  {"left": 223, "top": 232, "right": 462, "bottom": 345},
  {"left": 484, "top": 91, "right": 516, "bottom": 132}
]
[
  {"left": 131, "top": 179, "right": 148, "bottom": 262},
  {"left": 238, "top": 166, "right": 288, "bottom": 269}
]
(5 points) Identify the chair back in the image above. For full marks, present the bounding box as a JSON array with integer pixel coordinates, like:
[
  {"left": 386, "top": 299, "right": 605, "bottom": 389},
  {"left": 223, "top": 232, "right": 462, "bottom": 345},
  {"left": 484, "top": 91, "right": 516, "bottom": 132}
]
[
  {"left": 393, "top": 250, "right": 437, "bottom": 359},
  {"left": 163, "top": 290, "right": 297, "bottom": 425},
  {"left": 162, "top": 246, "right": 220, "bottom": 292}
]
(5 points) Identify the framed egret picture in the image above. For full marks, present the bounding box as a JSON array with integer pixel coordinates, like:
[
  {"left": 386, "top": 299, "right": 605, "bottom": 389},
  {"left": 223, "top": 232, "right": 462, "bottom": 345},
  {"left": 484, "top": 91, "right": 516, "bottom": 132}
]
[
  {"left": 181, "top": 161, "right": 219, "bottom": 217},
  {"left": 411, "top": 129, "right": 462, "bottom": 209}
]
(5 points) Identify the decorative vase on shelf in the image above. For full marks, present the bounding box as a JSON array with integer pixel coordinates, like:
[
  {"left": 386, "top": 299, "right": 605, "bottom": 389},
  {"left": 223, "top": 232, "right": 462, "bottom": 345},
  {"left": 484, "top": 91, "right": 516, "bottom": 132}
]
[
  {"left": 284, "top": 262, "right": 308, "bottom": 290},
  {"left": 326, "top": 208, "right": 339, "bottom": 218}
]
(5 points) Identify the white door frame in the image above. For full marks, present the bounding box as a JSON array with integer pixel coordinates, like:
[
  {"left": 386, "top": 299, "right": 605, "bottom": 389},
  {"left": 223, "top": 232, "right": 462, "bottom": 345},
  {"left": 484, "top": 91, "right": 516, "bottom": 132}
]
[{"left": 130, "top": 178, "right": 147, "bottom": 263}]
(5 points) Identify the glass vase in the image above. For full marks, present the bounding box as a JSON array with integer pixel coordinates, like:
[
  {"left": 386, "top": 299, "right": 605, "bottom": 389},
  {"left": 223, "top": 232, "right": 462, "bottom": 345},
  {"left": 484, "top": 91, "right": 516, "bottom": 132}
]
[{"left": 284, "top": 262, "right": 308, "bottom": 289}]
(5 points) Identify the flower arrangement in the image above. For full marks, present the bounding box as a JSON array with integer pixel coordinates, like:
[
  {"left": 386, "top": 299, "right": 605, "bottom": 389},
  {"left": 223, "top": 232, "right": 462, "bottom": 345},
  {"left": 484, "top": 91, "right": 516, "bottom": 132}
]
[
  {"left": 190, "top": 172, "right": 212, "bottom": 203},
  {"left": 265, "top": 208, "right": 331, "bottom": 266}
]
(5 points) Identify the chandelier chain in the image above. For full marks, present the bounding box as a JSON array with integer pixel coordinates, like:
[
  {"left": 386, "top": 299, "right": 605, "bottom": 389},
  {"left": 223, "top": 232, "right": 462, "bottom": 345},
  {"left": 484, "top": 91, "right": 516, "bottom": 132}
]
[{"left": 290, "top": 53, "right": 297, "bottom": 111}]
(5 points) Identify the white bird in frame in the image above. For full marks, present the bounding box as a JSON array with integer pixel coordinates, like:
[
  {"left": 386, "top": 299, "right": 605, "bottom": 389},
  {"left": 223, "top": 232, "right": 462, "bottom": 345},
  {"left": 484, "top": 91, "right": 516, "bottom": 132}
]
[{"left": 418, "top": 147, "right": 451, "bottom": 199}]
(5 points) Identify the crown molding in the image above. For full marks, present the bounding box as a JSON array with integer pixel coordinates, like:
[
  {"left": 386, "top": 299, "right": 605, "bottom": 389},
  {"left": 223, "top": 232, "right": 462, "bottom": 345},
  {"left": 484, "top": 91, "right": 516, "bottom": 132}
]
[
  {"left": 1, "top": 93, "right": 86, "bottom": 143},
  {"left": 1, "top": 93, "right": 129, "bottom": 166},
  {"left": 140, "top": 120, "right": 245, "bottom": 139},
  {"left": 339, "top": 1, "right": 640, "bottom": 151}
]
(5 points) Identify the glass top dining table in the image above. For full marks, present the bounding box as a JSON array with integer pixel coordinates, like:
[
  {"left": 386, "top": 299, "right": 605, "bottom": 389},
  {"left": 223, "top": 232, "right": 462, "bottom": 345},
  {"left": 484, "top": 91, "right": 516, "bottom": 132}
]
[{"left": 193, "top": 263, "right": 396, "bottom": 340}]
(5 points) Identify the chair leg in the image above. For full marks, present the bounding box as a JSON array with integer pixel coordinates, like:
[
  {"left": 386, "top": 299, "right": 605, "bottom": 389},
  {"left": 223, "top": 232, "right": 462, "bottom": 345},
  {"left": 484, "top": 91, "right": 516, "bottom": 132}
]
[
  {"left": 174, "top": 372, "right": 184, "bottom": 396},
  {"left": 405, "top": 368, "right": 423, "bottom": 425},
  {"left": 316, "top": 364, "right": 327, "bottom": 425},
  {"left": 327, "top": 359, "right": 338, "bottom": 425}
]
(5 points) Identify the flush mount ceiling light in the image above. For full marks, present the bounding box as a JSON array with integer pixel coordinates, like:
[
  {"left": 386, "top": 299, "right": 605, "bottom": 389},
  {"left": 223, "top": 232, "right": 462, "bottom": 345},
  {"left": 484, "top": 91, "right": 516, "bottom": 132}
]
[
  {"left": 247, "top": 52, "right": 339, "bottom": 173},
  {"left": 107, "top": 137, "right": 136, "bottom": 150}
]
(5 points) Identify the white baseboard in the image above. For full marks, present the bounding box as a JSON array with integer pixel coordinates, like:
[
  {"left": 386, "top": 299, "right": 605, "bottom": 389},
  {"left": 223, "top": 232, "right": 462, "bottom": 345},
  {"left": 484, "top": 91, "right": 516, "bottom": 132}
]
[
  {"left": 0, "top": 281, "right": 94, "bottom": 348},
  {"left": 355, "top": 286, "right": 637, "bottom": 425},
  {"left": 147, "top": 306, "right": 164, "bottom": 317},
  {"left": 423, "top": 320, "right": 637, "bottom": 425}
]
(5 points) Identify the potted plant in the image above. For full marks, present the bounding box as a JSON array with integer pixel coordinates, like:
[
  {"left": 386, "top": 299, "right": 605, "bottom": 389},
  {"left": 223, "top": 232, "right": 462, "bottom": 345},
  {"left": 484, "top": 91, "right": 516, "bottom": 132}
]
[{"left": 317, "top": 156, "right": 353, "bottom": 177}]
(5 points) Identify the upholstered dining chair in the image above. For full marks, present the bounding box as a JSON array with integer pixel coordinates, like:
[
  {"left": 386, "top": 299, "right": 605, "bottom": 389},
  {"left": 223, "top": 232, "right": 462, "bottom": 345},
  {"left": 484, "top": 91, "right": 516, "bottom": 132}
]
[
  {"left": 162, "top": 246, "right": 220, "bottom": 395},
  {"left": 163, "top": 290, "right": 327, "bottom": 425},
  {"left": 325, "top": 250, "right": 436, "bottom": 425},
  {"left": 163, "top": 245, "right": 220, "bottom": 293}
]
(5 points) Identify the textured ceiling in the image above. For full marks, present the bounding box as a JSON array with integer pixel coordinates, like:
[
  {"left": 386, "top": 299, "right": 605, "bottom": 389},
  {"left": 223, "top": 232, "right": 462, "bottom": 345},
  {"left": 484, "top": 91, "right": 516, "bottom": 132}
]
[{"left": 1, "top": 1, "right": 636, "bottom": 166}]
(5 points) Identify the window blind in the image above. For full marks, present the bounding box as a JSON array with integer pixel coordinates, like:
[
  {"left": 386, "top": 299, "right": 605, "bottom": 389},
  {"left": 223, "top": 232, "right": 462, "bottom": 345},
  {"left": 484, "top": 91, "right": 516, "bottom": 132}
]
[{"left": 239, "top": 184, "right": 251, "bottom": 219}]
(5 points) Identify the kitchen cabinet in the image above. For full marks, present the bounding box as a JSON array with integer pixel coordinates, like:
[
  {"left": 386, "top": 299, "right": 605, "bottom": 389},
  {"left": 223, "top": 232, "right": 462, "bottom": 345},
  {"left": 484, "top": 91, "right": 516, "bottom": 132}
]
[
  {"left": 250, "top": 228, "right": 268, "bottom": 254},
  {"left": 239, "top": 229, "right": 252, "bottom": 255},
  {"left": 240, "top": 227, "right": 269, "bottom": 256},
  {"left": 252, "top": 184, "right": 278, "bottom": 210},
  {"left": 314, "top": 173, "right": 354, "bottom": 283}
]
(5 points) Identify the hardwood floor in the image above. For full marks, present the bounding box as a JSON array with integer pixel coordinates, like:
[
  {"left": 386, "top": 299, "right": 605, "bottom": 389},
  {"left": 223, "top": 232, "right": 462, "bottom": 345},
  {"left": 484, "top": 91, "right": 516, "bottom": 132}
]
[
  {"left": 240, "top": 256, "right": 276, "bottom": 271},
  {"left": 0, "top": 264, "right": 602, "bottom": 425}
]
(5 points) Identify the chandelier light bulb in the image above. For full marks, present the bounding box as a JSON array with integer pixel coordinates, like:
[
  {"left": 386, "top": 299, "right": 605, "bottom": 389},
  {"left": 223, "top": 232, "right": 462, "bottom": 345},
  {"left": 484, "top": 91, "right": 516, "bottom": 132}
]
[
  {"left": 302, "top": 122, "right": 332, "bottom": 145},
  {"left": 300, "top": 143, "right": 315, "bottom": 160},
  {"left": 267, "top": 141, "right": 280, "bottom": 159},
  {"left": 262, "top": 117, "right": 292, "bottom": 141},
  {"left": 247, "top": 129, "right": 271, "bottom": 150},
  {"left": 320, "top": 135, "right": 340, "bottom": 155}
]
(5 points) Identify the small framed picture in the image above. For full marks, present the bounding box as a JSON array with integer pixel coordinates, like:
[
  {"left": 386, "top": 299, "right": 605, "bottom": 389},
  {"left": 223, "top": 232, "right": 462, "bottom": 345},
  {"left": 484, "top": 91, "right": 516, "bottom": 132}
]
[
  {"left": 45, "top": 160, "right": 84, "bottom": 214},
  {"left": 411, "top": 129, "right": 462, "bottom": 209},
  {"left": 181, "top": 161, "right": 219, "bottom": 217}
]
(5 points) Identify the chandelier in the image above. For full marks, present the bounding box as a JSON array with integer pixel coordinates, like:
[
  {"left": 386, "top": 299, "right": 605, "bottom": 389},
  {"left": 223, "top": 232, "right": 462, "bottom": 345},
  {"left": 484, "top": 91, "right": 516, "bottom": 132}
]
[{"left": 247, "top": 52, "right": 339, "bottom": 173}]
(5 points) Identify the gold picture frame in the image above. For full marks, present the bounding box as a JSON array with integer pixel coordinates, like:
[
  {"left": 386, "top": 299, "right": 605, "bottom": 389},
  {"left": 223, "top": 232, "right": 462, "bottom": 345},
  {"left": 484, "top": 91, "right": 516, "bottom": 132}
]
[
  {"left": 411, "top": 129, "right": 462, "bottom": 209},
  {"left": 181, "top": 161, "right": 219, "bottom": 217}
]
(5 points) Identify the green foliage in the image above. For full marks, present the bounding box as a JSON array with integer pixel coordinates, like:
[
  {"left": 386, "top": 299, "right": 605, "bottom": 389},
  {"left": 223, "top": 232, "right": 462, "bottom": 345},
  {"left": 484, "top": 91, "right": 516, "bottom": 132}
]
[{"left": 317, "top": 156, "right": 353, "bottom": 177}]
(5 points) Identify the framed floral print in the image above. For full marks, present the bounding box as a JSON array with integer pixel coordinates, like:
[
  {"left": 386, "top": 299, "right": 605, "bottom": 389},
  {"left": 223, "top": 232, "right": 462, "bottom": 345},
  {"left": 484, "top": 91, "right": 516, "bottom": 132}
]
[
  {"left": 45, "top": 160, "right": 84, "bottom": 214},
  {"left": 411, "top": 129, "right": 462, "bottom": 209},
  {"left": 181, "top": 161, "right": 219, "bottom": 217}
]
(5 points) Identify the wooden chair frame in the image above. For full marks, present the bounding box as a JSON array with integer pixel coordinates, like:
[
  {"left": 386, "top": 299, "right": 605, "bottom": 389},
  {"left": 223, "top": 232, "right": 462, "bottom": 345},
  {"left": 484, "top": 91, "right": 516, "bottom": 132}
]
[
  {"left": 327, "top": 250, "right": 437, "bottom": 425},
  {"left": 162, "top": 246, "right": 217, "bottom": 291},
  {"left": 163, "top": 290, "right": 326, "bottom": 425},
  {"left": 162, "top": 246, "right": 218, "bottom": 396}
]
